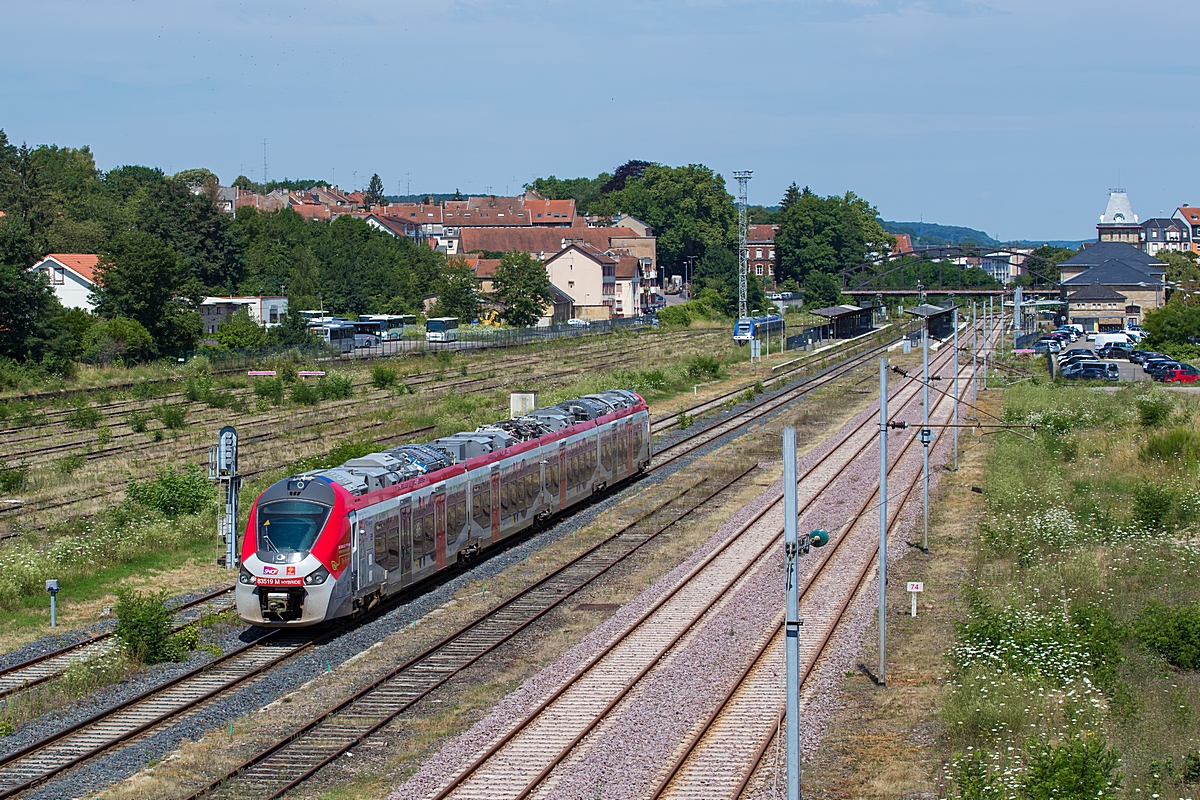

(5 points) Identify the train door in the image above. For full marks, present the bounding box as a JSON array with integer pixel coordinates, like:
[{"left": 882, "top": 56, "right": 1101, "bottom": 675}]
[
  {"left": 625, "top": 419, "right": 634, "bottom": 475},
  {"left": 349, "top": 511, "right": 364, "bottom": 592},
  {"left": 435, "top": 491, "right": 447, "bottom": 570},
  {"left": 558, "top": 443, "right": 566, "bottom": 508},
  {"left": 399, "top": 502, "right": 413, "bottom": 588},
  {"left": 490, "top": 467, "right": 500, "bottom": 538}
]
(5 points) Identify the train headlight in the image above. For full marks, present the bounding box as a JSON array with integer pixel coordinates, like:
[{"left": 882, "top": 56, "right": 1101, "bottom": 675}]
[
  {"left": 304, "top": 566, "right": 330, "bottom": 586},
  {"left": 238, "top": 567, "right": 255, "bottom": 585}
]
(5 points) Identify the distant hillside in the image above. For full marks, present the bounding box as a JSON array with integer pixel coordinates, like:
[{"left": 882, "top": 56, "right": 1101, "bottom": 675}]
[{"left": 880, "top": 220, "right": 1000, "bottom": 247}]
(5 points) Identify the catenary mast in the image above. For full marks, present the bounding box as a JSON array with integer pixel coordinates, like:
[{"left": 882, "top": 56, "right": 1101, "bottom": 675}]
[{"left": 734, "top": 170, "right": 753, "bottom": 320}]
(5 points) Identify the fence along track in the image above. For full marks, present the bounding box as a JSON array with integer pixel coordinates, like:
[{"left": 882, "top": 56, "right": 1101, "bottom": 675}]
[
  {"left": 181, "top": 326, "right": 943, "bottom": 800},
  {"left": 651, "top": 329, "right": 983, "bottom": 799}
]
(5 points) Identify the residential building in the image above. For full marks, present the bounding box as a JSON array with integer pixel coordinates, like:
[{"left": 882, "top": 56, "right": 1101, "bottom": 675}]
[
  {"left": 543, "top": 242, "right": 617, "bottom": 321},
  {"left": 366, "top": 206, "right": 446, "bottom": 250},
  {"left": 613, "top": 254, "right": 643, "bottom": 318},
  {"left": 457, "top": 226, "right": 656, "bottom": 276},
  {"left": 1058, "top": 242, "right": 1165, "bottom": 329},
  {"left": 890, "top": 233, "right": 914, "bottom": 255},
  {"left": 199, "top": 296, "right": 289, "bottom": 334},
  {"left": 1141, "top": 217, "right": 1190, "bottom": 255},
  {"left": 978, "top": 248, "right": 1032, "bottom": 285},
  {"left": 1065, "top": 283, "right": 1129, "bottom": 333},
  {"left": 1173, "top": 206, "right": 1200, "bottom": 254},
  {"left": 29, "top": 254, "right": 98, "bottom": 311},
  {"left": 1096, "top": 190, "right": 1142, "bottom": 246},
  {"left": 608, "top": 214, "right": 653, "bottom": 237},
  {"left": 747, "top": 224, "right": 778, "bottom": 289}
]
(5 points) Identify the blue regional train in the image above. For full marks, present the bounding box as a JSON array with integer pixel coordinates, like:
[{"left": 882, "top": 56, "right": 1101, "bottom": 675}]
[{"left": 733, "top": 314, "right": 785, "bottom": 344}]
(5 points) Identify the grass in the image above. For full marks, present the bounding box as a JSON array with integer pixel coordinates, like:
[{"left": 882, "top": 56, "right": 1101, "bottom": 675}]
[{"left": 942, "top": 381, "right": 1200, "bottom": 798}]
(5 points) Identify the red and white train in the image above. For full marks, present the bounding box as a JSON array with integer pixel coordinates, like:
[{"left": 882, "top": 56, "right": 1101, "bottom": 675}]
[{"left": 236, "top": 390, "right": 651, "bottom": 627}]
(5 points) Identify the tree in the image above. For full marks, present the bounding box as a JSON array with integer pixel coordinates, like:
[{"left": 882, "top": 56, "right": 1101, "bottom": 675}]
[
  {"left": 0, "top": 261, "right": 68, "bottom": 363},
  {"left": 775, "top": 187, "right": 893, "bottom": 285},
  {"left": 492, "top": 251, "right": 554, "bottom": 327},
  {"left": 214, "top": 308, "right": 268, "bottom": 349},
  {"left": 527, "top": 174, "right": 611, "bottom": 213},
  {"left": 232, "top": 175, "right": 255, "bottom": 191},
  {"left": 93, "top": 231, "right": 201, "bottom": 353},
  {"left": 431, "top": 260, "right": 482, "bottom": 321},
  {"left": 268, "top": 310, "right": 318, "bottom": 346},
  {"left": 600, "top": 160, "right": 652, "bottom": 195},
  {"left": 365, "top": 173, "right": 387, "bottom": 208},
  {"left": 779, "top": 182, "right": 802, "bottom": 211},
  {"left": 173, "top": 168, "right": 218, "bottom": 188},
  {"left": 804, "top": 271, "right": 841, "bottom": 309},
  {"left": 593, "top": 163, "right": 737, "bottom": 276},
  {"left": 82, "top": 316, "right": 155, "bottom": 363},
  {"left": 1155, "top": 248, "right": 1200, "bottom": 286},
  {"left": 692, "top": 245, "right": 767, "bottom": 317}
]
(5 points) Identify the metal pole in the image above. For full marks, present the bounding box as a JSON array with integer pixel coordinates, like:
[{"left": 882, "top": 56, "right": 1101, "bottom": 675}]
[
  {"left": 972, "top": 301, "right": 978, "bottom": 409},
  {"left": 922, "top": 325, "right": 930, "bottom": 551},
  {"left": 982, "top": 298, "right": 989, "bottom": 391},
  {"left": 878, "top": 357, "right": 888, "bottom": 687},
  {"left": 953, "top": 308, "right": 959, "bottom": 470},
  {"left": 50, "top": 593, "right": 56, "bottom": 627},
  {"left": 783, "top": 427, "right": 801, "bottom": 800}
]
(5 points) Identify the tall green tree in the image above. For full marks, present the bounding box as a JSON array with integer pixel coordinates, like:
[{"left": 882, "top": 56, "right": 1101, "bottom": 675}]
[
  {"left": 1154, "top": 248, "right": 1200, "bottom": 286},
  {"left": 0, "top": 261, "right": 68, "bottom": 364},
  {"left": 492, "top": 251, "right": 554, "bottom": 327},
  {"left": 93, "top": 231, "right": 201, "bottom": 353},
  {"left": 692, "top": 245, "right": 767, "bottom": 317},
  {"left": 593, "top": 163, "right": 737, "bottom": 276},
  {"left": 803, "top": 270, "right": 841, "bottom": 309},
  {"left": 775, "top": 187, "right": 893, "bottom": 285},
  {"left": 365, "top": 173, "right": 387, "bottom": 207},
  {"left": 431, "top": 260, "right": 482, "bottom": 321}
]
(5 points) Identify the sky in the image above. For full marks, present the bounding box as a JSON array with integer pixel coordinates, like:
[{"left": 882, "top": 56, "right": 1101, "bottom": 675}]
[{"left": 2, "top": 0, "right": 1198, "bottom": 242}]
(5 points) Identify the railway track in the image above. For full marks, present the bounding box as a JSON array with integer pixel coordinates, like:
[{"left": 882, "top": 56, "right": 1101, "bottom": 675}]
[
  {"left": 0, "top": 324, "right": 950, "bottom": 798},
  {"left": 651, "top": 341, "right": 978, "bottom": 799},
  {"left": 0, "top": 587, "right": 236, "bottom": 702},
  {"left": 177, "top": 330, "right": 952, "bottom": 800}
]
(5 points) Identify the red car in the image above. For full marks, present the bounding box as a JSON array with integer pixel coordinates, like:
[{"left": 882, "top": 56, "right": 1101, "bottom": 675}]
[{"left": 1163, "top": 364, "right": 1200, "bottom": 384}]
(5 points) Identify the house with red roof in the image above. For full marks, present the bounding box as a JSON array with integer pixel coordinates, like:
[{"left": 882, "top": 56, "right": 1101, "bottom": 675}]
[
  {"left": 747, "top": 224, "right": 778, "bottom": 289},
  {"left": 29, "top": 254, "right": 99, "bottom": 311},
  {"left": 544, "top": 242, "right": 618, "bottom": 321},
  {"left": 1174, "top": 206, "right": 1200, "bottom": 254}
]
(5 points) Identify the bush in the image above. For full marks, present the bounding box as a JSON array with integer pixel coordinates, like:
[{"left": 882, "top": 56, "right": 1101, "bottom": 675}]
[
  {"left": 125, "top": 464, "right": 216, "bottom": 518},
  {"left": 1132, "top": 481, "right": 1176, "bottom": 531},
  {"left": 96, "top": 425, "right": 111, "bottom": 446},
  {"left": 155, "top": 403, "right": 186, "bottom": 430},
  {"left": 274, "top": 361, "right": 298, "bottom": 383},
  {"left": 1134, "top": 602, "right": 1200, "bottom": 669},
  {"left": 253, "top": 377, "right": 285, "bottom": 405},
  {"left": 0, "top": 460, "right": 28, "bottom": 494},
  {"left": 677, "top": 412, "right": 693, "bottom": 430},
  {"left": 172, "top": 624, "right": 200, "bottom": 652},
  {"left": 115, "top": 589, "right": 180, "bottom": 664},
  {"left": 1021, "top": 736, "right": 1122, "bottom": 800},
  {"left": 317, "top": 374, "right": 353, "bottom": 400},
  {"left": 371, "top": 364, "right": 398, "bottom": 389},
  {"left": 83, "top": 317, "right": 155, "bottom": 363},
  {"left": 65, "top": 406, "right": 102, "bottom": 429},
  {"left": 435, "top": 350, "right": 454, "bottom": 369},
  {"left": 290, "top": 381, "right": 320, "bottom": 405},
  {"left": 683, "top": 355, "right": 722, "bottom": 382},
  {"left": 657, "top": 305, "right": 693, "bottom": 328},
  {"left": 54, "top": 454, "right": 85, "bottom": 475},
  {"left": 130, "top": 379, "right": 163, "bottom": 401},
  {"left": 1136, "top": 392, "right": 1173, "bottom": 427},
  {"left": 128, "top": 411, "right": 151, "bottom": 433}
]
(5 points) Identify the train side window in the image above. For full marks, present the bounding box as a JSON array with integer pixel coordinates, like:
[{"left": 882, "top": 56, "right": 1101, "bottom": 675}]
[
  {"left": 422, "top": 512, "right": 435, "bottom": 559},
  {"left": 501, "top": 478, "right": 511, "bottom": 514},
  {"left": 374, "top": 519, "right": 388, "bottom": 565},
  {"left": 472, "top": 487, "right": 483, "bottom": 527},
  {"left": 526, "top": 471, "right": 536, "bottom": 504}
]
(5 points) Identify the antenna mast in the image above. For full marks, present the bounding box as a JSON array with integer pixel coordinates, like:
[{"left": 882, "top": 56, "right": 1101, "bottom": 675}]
[
  {"left": 733, "top": 170, "right": 753, "bottom": 320},
  {"left": 262, "top": 139, "right": 268, "bottom": 186}
]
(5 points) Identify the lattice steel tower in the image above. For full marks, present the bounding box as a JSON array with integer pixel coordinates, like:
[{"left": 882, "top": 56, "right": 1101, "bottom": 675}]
[{"left": 733, "top": 170, "right": 753, "bottom": 320}]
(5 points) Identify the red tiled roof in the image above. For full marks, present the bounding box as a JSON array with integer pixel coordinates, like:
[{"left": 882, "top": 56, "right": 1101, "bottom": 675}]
[
  {"left": 460, "top": 227, "right": 639, "bottom": 256},
  {"left": 378, "top": 204, "right": 444, "bottom": 224},
  {"left": 891, "top": 233, "right": 913, "bottom": 254},
  {"left": 747, "top": 224, "right": 777, "bottom": 243},
  {"left": 44, "top": 254, "right": 99, "bottom": 283},
  {"left": 474, "top": 258, "right": 502, "bottom": 278},
  {"left": 614, "top": 254, "right": 639, "bottom": 279},
  {"left": 1180, "top": 206, "right": 1200, "bottom": 222}
]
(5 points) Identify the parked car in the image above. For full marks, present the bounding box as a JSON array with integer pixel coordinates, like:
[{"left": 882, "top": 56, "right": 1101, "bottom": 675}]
[
  {"left": 1162, "top": 364, "right": 1200, "bottom": 384},
  {"left": 1063, "top": 348, "right": 1096, "bottom": 359},
  {"left": 1128, "top": 350, "right": 1162, "bottom": 364},
  {"left": 1059, "top": 361, "right": 1086, "bottom": 379},
  {"left": 567, "top": 318, "right": 589, "bottom": 327},
  {"left": 1032, "top": 340, "right": 1054, "bottom": 354},
  {"left": 1148, "top": 360, "right": 1184, "bottom": 381},
  {"left": 1143, "top": 357, "right": 1179, "bottom": 375},
  {"left": 1096, "top": 343, "right": 1132, "bottom": 360},
  {"left": 1079, "top": 362, "right": 1120, "bottom": 381},
  {"left": 1053, "top": 327, "right": 1079, "bottom": 341}
]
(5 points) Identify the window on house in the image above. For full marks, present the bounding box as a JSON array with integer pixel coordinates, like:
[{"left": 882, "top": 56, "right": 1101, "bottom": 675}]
[
  {"left": 269, "top": 308, "right": 279, "bottom": 324},
  {"left": 756, "top": 265, "right": 763, "bottom": 276},
  {"left": 568, "top": 281, "right": 575, "bottom": 288},
  {"left": 756, "top": 249, "right": 763, "bottom": 259},
  {"left": 769, "top": 250, "right": 775, "bottom": 260},
  {"left": 52, "top": 268, "right": 64, "bottom": 285}
]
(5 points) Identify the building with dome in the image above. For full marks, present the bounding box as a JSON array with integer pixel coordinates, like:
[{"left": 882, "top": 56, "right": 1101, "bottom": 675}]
[{"left": 1096, "top": 190, "right": 1141, "bottom": 246}]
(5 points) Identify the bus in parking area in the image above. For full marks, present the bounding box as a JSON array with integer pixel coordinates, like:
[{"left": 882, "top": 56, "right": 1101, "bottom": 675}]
[
  {"left": 359, "top": 314, "right": 417, "bottom": 340},
  {"left": 311, "top": 321, "right": 356, "bottom": 353},
  {"left": 425, "top": 317, "right": 459, "bottom": 342}
]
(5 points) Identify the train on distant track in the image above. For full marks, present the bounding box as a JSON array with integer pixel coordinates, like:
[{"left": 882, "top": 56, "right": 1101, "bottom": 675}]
[
  {"left": 236, "top": 390, "right": 651, "bottom": 627},
  {"left": 733, "top": 314, "right": 785, "bottom": 344}
]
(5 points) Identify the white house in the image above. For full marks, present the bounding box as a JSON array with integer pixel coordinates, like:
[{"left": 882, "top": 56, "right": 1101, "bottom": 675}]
[
  {"left": 199, "top": 296, "right": 289, "bottom": 334},
  {"left": 29, "top": 254, "right": 99, "bottom": 311}
]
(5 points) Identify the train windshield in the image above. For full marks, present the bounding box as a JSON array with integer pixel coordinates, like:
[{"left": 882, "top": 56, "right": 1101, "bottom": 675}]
[
  {"left": 735, "top": 320, "right": 753, "bottom": 334},
  {"left": 257, "top": 500, "right": 331, "bottom": 554}
]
